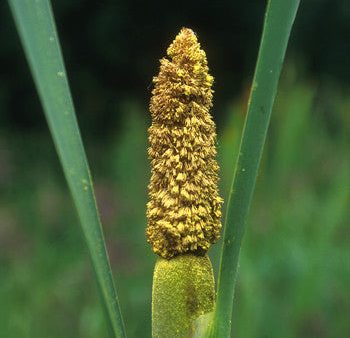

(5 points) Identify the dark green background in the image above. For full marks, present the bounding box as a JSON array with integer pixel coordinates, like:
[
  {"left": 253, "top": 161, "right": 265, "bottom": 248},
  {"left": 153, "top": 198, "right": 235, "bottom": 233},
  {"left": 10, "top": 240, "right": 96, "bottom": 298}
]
[{"left": 0, "top": 1, "right": 349, "bottom": 337}]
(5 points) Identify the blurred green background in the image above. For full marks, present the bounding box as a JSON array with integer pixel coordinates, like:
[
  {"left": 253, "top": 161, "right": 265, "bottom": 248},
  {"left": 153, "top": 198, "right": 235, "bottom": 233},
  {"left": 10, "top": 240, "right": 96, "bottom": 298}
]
[{"left": 0, "top": 0, "right": 349, "bottom": 337}]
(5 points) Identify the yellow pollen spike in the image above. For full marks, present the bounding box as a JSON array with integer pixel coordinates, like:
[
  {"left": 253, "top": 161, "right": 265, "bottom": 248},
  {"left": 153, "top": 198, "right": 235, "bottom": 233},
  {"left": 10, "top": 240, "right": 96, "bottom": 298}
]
[{"left": 146, "top": 28, "right": 223, "bottom": 259}]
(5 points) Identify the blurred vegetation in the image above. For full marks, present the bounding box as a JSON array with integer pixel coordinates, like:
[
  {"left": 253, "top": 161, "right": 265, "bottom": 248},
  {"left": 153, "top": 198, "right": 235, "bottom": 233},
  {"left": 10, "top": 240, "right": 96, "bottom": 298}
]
[
  {"left": 1, "top": 63, "right": 349, "bottom": 337},
  {"left": 0, "top": 0, "right": 349, "bottom": 337},
  {"left": 0, "top": 0, "right": 349, "bottom": 132}
]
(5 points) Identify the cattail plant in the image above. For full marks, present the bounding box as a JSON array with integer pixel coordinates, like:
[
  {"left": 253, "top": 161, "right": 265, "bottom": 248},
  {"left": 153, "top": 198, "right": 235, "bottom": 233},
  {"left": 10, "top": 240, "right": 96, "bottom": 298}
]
[
  {"left": 8, "top": 0, "right": 300, "bottom": 337},
  {"left": 146, "top": 28, "right": 223, "bottom": 337}
]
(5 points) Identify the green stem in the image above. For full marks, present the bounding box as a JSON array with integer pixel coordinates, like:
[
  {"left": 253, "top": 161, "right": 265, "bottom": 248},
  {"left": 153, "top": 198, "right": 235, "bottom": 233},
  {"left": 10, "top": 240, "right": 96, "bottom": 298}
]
[
  {"left": 152, "top": 254, "right": 215, "bottom": 338},
  {"left": 210, "top": 1, "right": 300, "bottom": 337},
  {"left": 8, "top": 1, "right": 126, "bottom": 337}
]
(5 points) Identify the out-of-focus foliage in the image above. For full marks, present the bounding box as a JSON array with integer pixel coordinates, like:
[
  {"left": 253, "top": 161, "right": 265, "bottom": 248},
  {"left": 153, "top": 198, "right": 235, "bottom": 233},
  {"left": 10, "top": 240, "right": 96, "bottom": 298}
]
[
  {"left": 218, "top": 64, "right": 350, "bottom": 338},
  {"left": 1, "top": 62, "right": 349, "bottom": 337},
  {"left": 0, "top": 0, "right": 348, "bottom": 133}
]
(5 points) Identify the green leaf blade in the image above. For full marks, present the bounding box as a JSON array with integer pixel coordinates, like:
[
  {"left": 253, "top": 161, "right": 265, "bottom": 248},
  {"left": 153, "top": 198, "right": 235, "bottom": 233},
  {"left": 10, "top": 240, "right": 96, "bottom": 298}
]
[
  {"left": 211, "top": 1, "right": 301, "bottom": 337},
  {"left": 8, "top": 1, "right": 127, "bottom": 337}
]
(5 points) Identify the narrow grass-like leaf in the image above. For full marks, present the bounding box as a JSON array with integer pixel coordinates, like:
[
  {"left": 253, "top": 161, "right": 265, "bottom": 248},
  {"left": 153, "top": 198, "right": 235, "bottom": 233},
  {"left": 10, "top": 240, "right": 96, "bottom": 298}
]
[
  {"left": 8, "top": 1, "right": 127, "bottom": 337},
  {"left": 210, "top": 1, "right": 300, "bottom": 337}
]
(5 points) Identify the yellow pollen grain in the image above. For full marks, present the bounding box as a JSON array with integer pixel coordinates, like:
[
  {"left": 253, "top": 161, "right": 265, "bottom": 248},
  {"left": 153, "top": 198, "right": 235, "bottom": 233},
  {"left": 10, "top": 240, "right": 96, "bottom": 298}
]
[{"left": 146, "top": 28, "right": 223, "bottom": 259}]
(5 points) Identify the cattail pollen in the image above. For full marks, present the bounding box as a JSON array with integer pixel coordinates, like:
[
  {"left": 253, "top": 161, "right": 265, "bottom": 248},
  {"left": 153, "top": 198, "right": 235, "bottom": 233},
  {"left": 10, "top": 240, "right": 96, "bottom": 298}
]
[{"left": 146, "top": 28, "right": 223, "bottom": 259}]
